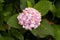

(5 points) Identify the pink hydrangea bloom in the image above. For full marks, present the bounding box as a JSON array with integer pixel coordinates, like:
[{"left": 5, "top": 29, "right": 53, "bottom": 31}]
[{"left": 17, "top": 8, "right": 41, "bottom": 30}]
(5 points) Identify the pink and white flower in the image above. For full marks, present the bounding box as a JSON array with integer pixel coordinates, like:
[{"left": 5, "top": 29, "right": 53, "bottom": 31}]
[{"left": 17, "top": 8, "right": 41, "bottom": 30}]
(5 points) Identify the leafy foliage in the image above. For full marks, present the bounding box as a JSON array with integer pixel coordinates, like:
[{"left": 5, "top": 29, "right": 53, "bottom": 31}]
[
  {"left": 52, "top": 24, "right": 60, "bottom": 40},
  {"left": 31, "top": 19, "right": 54, "bottom": 38},
  {"left": 0, "top": 0, "right": 60, "bottom": 40},
  {"left": 34, "top": 1, "right": 52, "bottom": 16},
  {"left": 55, "top": 1, "right": 60, "bottom": 18},
  {"left": 7, "top": 14, "right": 20, "bottom": 28}
]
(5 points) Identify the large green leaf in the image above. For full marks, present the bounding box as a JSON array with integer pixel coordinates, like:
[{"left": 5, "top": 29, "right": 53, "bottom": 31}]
[
  {"left": 31, "top": 19, "right": 54, "bottom": 38},
  {"left": 7, "top": 14, "right": 26, "bottom": 34},
  {"left": 52, "top": 24, "right": 60, "bottom": 40},
  {"left": 34, "top": 1, "right": 52, "bottom": 16},
  {"left": 7, "top": 14, "right": 21, "bottom": 28}
]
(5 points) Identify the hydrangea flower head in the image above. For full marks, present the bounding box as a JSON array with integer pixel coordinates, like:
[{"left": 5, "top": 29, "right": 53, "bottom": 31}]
[{"left": 17, "top": 8, "right": 41, "bottom": 30}]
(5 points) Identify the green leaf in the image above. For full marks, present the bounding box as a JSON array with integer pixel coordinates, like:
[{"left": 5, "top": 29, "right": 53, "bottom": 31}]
[
  {"left": 50, "top": 4, "right": 56, "bottom": 13},
  {"left": 27, "top": 0, "right": 32, "bottom": 7},
  {"left": 34, "top": 1, "right": 52, "bottom": 16},
  {"left": 10, "top": 29, "right": 24, "bottom": 40},
  {"left": 20, "top": 0, "right": 27, "bottom": 10},
  {"left": 55, "top": 8, "right": 60, "bottom": 18},
  {"left": 0, "top": 0, "right": 4, "bottom": 3},
  {"left": 52, "top": 24, "right": 60, "bottom": 40},
  {"left": 7, "top": 14, "right": 21, "bottom": 28},
  {"left": 7, "top": 14, "right": 26, "bottom": 34},
  {"left": 54, "top": 1, "right": 60, "bottom": 18},
  {"left": 29, "top": 0, "right": 35, "bottom": 6},
  {"left": 31, "top": 19, "right": 54, "bottom": 38},
  {"left": 27, "top": 0, "right": 35, "bottom": 7}
]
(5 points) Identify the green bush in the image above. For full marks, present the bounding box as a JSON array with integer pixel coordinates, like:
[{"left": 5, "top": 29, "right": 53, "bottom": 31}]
[{"left": 0, "top": 0, "right": 60, "bottom": 40}]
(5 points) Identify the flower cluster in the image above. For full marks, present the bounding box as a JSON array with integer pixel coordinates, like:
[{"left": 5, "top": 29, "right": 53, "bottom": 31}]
[{"left": 17, "top": 8, "right": 41, "bottom": 30}]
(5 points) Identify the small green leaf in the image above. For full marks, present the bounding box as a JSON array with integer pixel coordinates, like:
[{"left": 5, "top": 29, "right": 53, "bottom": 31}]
[
  {"left": 27, "top": 0, "right": 32, "bottom": 7},
  {"left": 31, "top": 19, "right": 54, "bottom": 38},
  {"left": 7, "top": 14, "right": 21, "bottom": 28},
  {"left": 50, "top": 4, "right": 56, "bottom": 13},
  {"left": 34, "top": 1, "right": 52, "bottom": 16},
  {"left": 29, "top": 0, "right": 35, "bottom": 6}
]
